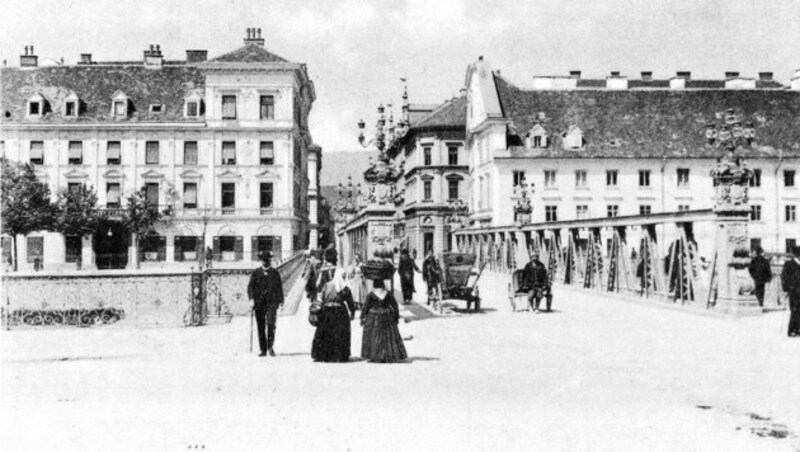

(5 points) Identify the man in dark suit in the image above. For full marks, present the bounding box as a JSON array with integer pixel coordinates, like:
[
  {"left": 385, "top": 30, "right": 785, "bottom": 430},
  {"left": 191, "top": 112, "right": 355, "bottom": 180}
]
[
  {"left": 780, "top": 247, "right": 800, "bottom": 337},
  {"left": 523, "top": 253, "right": 550, "bottom": 313},
  {"left": 748, "top": 247, "right": 772, "bottom": 307},
  {"left": 248, "top": 251, "right": 284, "bottom": 356}
]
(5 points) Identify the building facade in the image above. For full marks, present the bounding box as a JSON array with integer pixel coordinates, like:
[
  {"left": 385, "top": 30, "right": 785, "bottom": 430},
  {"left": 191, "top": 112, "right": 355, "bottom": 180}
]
[
  {"left": 387, "top": 96, "right": 468, "bottom": 256},
  {"left": 465, "top": 58, "right": 800, "bottom": 253},
  {"left": 0, "top": 29, "right": 318, "bottom": 271}
]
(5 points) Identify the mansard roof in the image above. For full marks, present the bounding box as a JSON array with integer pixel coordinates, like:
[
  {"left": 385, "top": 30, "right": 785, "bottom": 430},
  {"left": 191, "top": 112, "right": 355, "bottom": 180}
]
[
  {"left": 494, "top": 75, "right": 800, "bottom": 159},
  {"left": 207, "top": 44, "right": 288, "bottom": 63},
  {"left": 1, "top": 65, "right": 205, "bottom": 123}
]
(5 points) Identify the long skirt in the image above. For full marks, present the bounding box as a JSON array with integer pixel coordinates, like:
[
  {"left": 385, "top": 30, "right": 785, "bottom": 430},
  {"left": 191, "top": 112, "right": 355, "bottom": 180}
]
[
  {"left": 312, "top": 305, "right": 351, "bottom": 362},
  {"left": 361, "top": 307, "right": 407, "bottom": 363}
]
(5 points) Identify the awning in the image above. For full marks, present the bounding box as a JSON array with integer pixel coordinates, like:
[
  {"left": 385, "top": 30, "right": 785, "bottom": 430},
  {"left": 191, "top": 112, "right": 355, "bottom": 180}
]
[
  {"left": 107, "top": 142, "right": 121, "bottom": 160},
  {"left": 222, "top": 142, "right": 236, "bottom": 161},
  {"left": 260, "top": 142, "right": 274, "bottom": 160},
  {"left": 68, "top": 142, "right": 82, "bottom": 159},
  {"left": 30, "top": 142, "right": 43, "bottom": 159},
  {"left": 107, "top": 184, "right": 120, "bottom": 203},
  {"left": 184, "top": 184, "right": 197, "bottom": 204}
]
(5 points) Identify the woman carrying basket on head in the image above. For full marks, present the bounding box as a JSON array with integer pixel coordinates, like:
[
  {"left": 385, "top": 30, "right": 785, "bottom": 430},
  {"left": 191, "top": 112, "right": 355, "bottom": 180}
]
[{"left": 311, "top": 254, "right": 355, "bottom": 363}]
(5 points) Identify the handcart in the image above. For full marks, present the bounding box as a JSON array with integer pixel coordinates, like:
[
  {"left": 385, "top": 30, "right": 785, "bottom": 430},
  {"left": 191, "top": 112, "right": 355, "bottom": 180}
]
[{"left": 437, "top": 253, "right": 486, "bottom": 313}]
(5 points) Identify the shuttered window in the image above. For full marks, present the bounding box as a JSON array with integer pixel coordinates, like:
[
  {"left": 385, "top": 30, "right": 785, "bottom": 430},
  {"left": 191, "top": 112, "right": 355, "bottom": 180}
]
[
  {"left": 260, "top": 95, "right": 274, "bottom": 119},
  {"left": 106, "top": 183, "right": 121, "bottom": 207},
  {"left": 146, "top": 141, "right": 159, "bottom": 164},
  {"left": 260, "top": 141, "right": 274, "bottom": 165},
  {"left": 107, "top": 141, "right": 121, "bottom": 164},
  {"left": 221, "top": 142, "right": 236, "bottom": 165},
  {"left": 145, "top": 183, "right": 159, "bottom": 206},
  {"left": 30, "top": 141, "right": 44, "bottom": 164},
  {"left": 183, "top": 183, "right": 197, "bottom": 208},
  {"left": 184, "top": 141, "right": 198, "bottom": 165},
  {"left": 68, "top": 141, "right": 83, "bottom": 164},
  {"left": 222, "top": 95, "right": 236, "bottom": 119}
]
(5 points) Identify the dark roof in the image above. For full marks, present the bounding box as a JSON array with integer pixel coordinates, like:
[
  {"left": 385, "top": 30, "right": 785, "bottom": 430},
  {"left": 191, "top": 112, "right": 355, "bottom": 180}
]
[
  {"left": 208, "top": 44, "right": 288, "bottom": 63},
  {"left": 414, "top": 96, "right": 467, "bottom": 128},
  {"left": 1, "top": 65, "right": 205, "bottom": 123},
  {"left": 494, "top": 75, "right": 800, "bottom": 159}
]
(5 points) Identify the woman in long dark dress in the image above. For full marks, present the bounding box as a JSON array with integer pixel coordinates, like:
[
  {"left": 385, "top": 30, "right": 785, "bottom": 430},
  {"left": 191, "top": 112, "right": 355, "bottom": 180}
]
[
  {"left": 398, "top": 249, "right": 421, "bottom": 304},
  {"left": 312, "top": 265, "right": 355, "bottom": 363},
  {"left": 361, "top": 279, "right": 407, "bottom": 363}
]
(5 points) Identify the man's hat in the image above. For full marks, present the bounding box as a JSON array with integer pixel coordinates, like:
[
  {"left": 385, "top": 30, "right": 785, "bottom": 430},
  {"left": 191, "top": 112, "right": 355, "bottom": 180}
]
[{"left": 258, "top": 251, "right": 273, "bottom": 262}]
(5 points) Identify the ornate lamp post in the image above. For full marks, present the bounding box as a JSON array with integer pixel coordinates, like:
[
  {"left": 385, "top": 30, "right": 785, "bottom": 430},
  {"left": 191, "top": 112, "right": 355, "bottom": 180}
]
[
  {"left": 358, "top": 86, "right": 410, "bottom": 162},
  {"left": 333, "top": 176, "right": 363, "bottom": 224}
]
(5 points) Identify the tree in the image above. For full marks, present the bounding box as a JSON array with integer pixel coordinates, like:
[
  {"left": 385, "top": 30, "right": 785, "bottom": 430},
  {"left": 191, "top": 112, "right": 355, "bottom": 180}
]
[
  {"left": 123, "top": 187, "right": 167, "bottom": 269},
  {"left": 54, "top": 184, "right": 100, "bottom": 269},
  {"left": 0, "top": 157, "right": 55, "bottom": 271}
]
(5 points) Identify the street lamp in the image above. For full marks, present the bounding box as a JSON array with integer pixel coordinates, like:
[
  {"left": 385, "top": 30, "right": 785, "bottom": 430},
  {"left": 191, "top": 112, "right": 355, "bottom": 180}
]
[{"left": 358, "top": 84, "right": 410, "bottom": 162}]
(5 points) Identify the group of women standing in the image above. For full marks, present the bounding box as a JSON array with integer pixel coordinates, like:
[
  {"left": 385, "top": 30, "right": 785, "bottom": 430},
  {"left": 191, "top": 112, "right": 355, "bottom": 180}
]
[{"left": 306, "top": 251, "right": 407, "bottom": 364}]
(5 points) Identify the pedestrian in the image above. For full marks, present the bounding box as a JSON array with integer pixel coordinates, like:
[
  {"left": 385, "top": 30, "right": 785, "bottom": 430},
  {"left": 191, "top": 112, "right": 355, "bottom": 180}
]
[
  {"left": 780, "top": 247, "right": 800, "bottom": 337},
  {"left": 748, "top": 248, "right": 772, "bottom": 307},
  {"left": 247, "top": 251, "right": 284, "bottom": 357},
  {"left": 304, "top": 249, "right": 322, "bottom": 301},
  {"left": 348, "top": 254, "right": 367, "bottom": 311},
  {"left": 398, "top": 249, "right": 420, "bottom": 304},
  {"left": 361, "top": 279, "right": 407, "bottom": 363},
  {"left": 311, "top": 263, "right": 355, "bottom": 363},
  {"left": 422, "top": 250, "right": 442, "bottom": 306},
  {"left": 324, "top": 243, "right": 338, "bottom": 267},
  {"left": 523, "top": 252, "right": 550, "bottom": 313}
]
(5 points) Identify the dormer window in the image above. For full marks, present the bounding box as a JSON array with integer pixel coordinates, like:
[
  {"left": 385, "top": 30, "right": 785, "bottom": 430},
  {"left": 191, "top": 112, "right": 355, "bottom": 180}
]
[
  {"left": 183, "top": 90, "right": 204, "bottom": 118},
  {"left": 149, "top": 104, "right": 163, "bottom": 114},
  {"left": 562, "top": 126, "right": 584, "bottom": 150},
  {"left": 63, "top": 91, "right": 80, "bottom": 118},
  {"left": 527, "top": 124, "right": 548, "bottom": 149},
  {"left": 27, "top": 93, "right": 48, "bottom": 117},
  {"left": 110, "top": 90, "right": 129, "bottom": 118}
]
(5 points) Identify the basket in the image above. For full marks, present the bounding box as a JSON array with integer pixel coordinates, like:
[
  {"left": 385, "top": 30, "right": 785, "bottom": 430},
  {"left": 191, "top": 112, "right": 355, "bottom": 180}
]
[{"left": 362, "top": 260, "right": 395, "bottom": 280}]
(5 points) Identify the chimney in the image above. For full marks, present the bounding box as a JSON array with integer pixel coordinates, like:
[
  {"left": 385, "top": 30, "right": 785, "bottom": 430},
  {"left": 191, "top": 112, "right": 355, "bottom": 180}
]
[
  {"left": 569, "top": 70, "right": 581, "bottom": 79},
  {"left": 641, "top": 71, "right": 653, "bottom": 81},
  {"left": 725, "top": 71, "right": 740, "bottom": 79},
  {"left": 244, "top": 27, "right": 265, "bottom": 46},
  {"left": 20, "top": 45, "right": 38, "bottom": 67},
  {"left": 79, "top": 53, "right": 92, "bottom": 65},
  {"left": 185, "top": 50, "right": 208, "bottom": 63},
  {"left": 610, "top": 71, "right": 621, "bottom": 77},
  {"left": 676, "top": 71, "right": 691, "bottom": 80},
  {"left": 758, "top": 72, "right": 773, "bottom": 81},
  {"left": 143, "top": 44, "right": 163, "bottom": 68}
]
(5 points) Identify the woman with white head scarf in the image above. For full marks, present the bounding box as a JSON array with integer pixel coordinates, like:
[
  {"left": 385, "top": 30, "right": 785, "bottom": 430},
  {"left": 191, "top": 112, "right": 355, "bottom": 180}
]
[{"left": 311, "top": 255, "right": 356, "bottom": 363}]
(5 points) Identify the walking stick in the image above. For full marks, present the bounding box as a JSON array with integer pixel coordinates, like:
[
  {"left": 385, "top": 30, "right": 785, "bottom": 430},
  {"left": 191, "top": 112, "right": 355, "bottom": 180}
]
[{"left": 250, "top": 308, "right": 254, "bottom": 353}]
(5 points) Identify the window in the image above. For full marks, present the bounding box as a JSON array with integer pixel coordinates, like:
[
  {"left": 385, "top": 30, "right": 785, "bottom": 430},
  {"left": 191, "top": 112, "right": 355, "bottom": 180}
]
[
  {"left": 105, "top": 141, "right": 121, "bottom": 165},
  {"left": 145, "top": 183, "right": 159, "bottom": 206},
  {"left": 533, "top": 135, "right": 543, "bottom": 148},
  {"left": 68, "top": 141, "right": 83, "bottom": 164},
  {"left": 448, "top": 146, "right": 458, "bottom": 165},
  {"left": 423, "top": 147, "right": 432, "bottom": 166},
  {"left": 639, "top": 170, "right": 651, "bottom": 187},
  {"left": 606, "top": 170, "right": 618, "bottom": 187},
  {"left": 68, "top": 183, "right": 82, "bottom": 194},
  {"left": 260, "top": 141, "right": 274, "bottom": 165},
  {"left": 513, "top": 171, "right": 526, "bottom": 188},
  {"left": 183, "top": 183, "right": 197, "bottom": 209},
  {"left": 677, "top": 168, "right": 690, "bottom": 187},
  {"left": 106, "top": 183, "right": 121, "bottom": 208},
  {"left": 786, "top": 205, "right": 796, "bottom": 222},
  {"left": 216, "top": 236, "right": 243, "bottom": 261},
  {"left": 424, "top": 180, "right": 432, "bottom": 200},
  {"left": 186, "top": 101, "right": 199, "bottom": 117},
  {"left": 65, "top": 236, "right": 81, "bottom": 263},
  {"left": 787, "top": 239, "right": 797, "bottom": 254},
  {"left": 639, "top": 205, "right": 652, "bottom": 215},
  {"left": 139, "top": 235, "right": 166, "bottom": 262},
  {"left": 30, "top": 141, "right": 44, "bottom": 165},
  {"left": 149, "top": 104, "right": 163, "bottom": 114},
  {"left": 784, "top": 170, "right": 795, "bottom": 187},
  {"left": 29, "top": 101, "right": 40, "bottom": 115},
  {"left": 221, "top": 183, "right": 235, "bottom": 213},
  {"left": 184, "top": 141, "right": 198, "bottom": 165},
  {"left": 607, "top": 205, "right": 619, "bottom": 217},
  {"left": 750, "top": 205, "right": 762, "bottom": 221},
  {"left": 749, "top": 169, "right": 762, "bottom": 187},
  {"left": 65, "top": 101, "right": 77, "bottom": 117},
  {"left": 26, "top": 237, "right": 43, "bottom": 264},
  {"left": 750, "top": 238, "right": 762, "bottom": 253},
  {"left": 222, "top": 141, "right": 236, "bottom": 165},
  {"left": 260, "top": 95, "right": 275, "bottom": 120},
  {"left": 174, "top": 236, "right": 202, "bottom": 262},
  {"left": 544, "top": 170, "right": 556, "bottom": 187},
  {"left": 576, "top": 205, "right": 588, "bottom": 219},
  {"left": 260, "top": 183, "right": 274, "bottom": 213},
  {"left": 145, "top": 141, "right": 159, "bottom": 165},
  {"left": 575, "top": 170, "right": 587, "bottom": 188},
  {"left": 545, "top": 205, "right": 558, "bottom": 222},
  {"left": 222, "top": 95, "right": 237, "bottom": 119},
  {"left": 448, "top": 179, "right": 459, "bottom": 200},
  {"left": 678, "top": 204, "right": 690, "bottom": 212},
  {"left": 113, "top": 101, "right": 126, "bottom": 117}
]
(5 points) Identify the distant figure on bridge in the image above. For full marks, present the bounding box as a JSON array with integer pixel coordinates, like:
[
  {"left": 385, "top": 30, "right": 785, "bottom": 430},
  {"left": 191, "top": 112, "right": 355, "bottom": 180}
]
[
  {"left": 780, "top": 247, "right": 800, "bottom": 337},
  {"left": 523, "top": 253, "right": 550, "bottom": 313},
  {"left": 311, "top": 261, "right": 355, "bottom": 363},
  {"left": 347, "top": 254, "right": 367, "bottom": 311},
  {"left": 422, "top": 250, "right": 442, "bottom": 306},
  {"left": 304, "top": 249, "right": 322, "bottom": 302},
  {"left": 748, "top": 248, "right": 772, "bottom": 307},
  {"left": 398, "top": 249, "right": 421, "bottom": 305},
  {"left": 248, "top": 251, "right": 284, "bottom": 357}
]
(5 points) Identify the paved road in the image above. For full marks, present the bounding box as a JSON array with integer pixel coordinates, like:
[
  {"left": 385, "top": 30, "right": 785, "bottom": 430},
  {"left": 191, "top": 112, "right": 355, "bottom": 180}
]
[{"left": 2, "top": 270, "right": 798, "bottom": 451}]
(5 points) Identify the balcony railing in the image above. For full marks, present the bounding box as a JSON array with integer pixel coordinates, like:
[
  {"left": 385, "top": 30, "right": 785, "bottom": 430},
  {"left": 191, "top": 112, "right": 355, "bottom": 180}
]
[{"left": 97, "top": 206, "right": 300, "bottom": 219}]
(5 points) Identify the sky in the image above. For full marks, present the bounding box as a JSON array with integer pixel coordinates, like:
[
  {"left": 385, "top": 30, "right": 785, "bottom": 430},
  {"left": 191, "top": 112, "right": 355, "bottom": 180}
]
[{"left": 1, "top": 0, "right": 798, "bottom": 153}]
